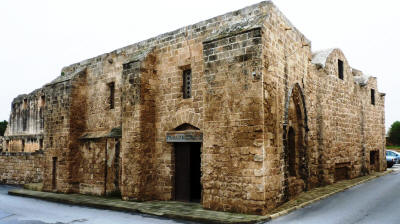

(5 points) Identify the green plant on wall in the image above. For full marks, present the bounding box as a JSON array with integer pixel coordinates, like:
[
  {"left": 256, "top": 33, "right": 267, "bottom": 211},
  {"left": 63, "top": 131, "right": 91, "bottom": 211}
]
[
  {"left": 0, "top": 120, "right": 7, "bottom": 136},
  {"left": 388, "top": 121, "right": 400, "bottom": 146}
]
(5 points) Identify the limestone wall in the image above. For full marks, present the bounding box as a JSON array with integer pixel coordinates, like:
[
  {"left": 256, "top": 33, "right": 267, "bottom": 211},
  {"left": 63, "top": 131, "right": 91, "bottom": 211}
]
[
  {"left": 41, "top": 69, "right": 83, "bottom": 193},
  {"left": 0, "top": 151, "right": 43, "bottom": 184},
  {"left": 1, "top": 0, "right": 386, "bottom": 216},
  {"left": 7, "top": 89, "right": 45, "bottom": 136},
  {"left": 4, "top": 89, "right": 44, "bottom": 153},
  {"left": 260, "top": 3, "right": 385, "bottom": 212},
  {"left": 202, "top": 28, "right": 265, "bottom": 213},
  {"left": 77, "top": 138, "right": 120, "bottom": 196},
  {"left": 5, "top": 137, "right": 42, "bottom": 153}
]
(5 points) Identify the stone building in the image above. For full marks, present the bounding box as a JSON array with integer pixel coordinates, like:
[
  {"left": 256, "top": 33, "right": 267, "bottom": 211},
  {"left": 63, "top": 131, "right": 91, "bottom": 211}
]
[{"left": 2, "top": 1, "right": 386, "bottom": 215}]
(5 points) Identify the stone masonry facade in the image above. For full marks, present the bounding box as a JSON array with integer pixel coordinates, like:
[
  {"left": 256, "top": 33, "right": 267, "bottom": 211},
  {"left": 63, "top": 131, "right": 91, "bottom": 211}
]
[
  {"left": 0, "top": 151, "right": 43, "bottom": 185},
  {"left": 1, "top": 1, "right": 385, "bottom": 215}
]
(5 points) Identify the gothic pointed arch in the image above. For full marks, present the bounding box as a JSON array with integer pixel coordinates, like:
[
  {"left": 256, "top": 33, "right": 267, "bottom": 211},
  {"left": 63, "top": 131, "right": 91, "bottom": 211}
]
[{"left": 283, "top": 83, "right": 309, "bottom": 200}]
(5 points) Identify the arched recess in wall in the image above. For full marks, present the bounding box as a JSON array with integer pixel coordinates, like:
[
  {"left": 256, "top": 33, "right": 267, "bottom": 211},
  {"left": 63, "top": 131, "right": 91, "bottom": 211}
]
[
  {"left": 164, "top": 111, "right": 203, "bottom": 132},
  {"left": 283, "top": 83, "right": 309, "bottom": 200}
]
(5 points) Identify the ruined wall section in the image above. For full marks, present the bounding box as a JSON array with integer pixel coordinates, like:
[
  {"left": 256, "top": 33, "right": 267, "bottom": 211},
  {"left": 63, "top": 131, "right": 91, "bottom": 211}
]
[
  {"left": 5, "top": 89, "right": 45, "bottom": 152},
  {"left": 202, "top": 28, "right": 265, "bottom": 214},
  {"left": 7, "top": 90, "right": 45, "bottom": 136},
  {"left": 0, "top": 151, "right": 43, "bottom": 184}
]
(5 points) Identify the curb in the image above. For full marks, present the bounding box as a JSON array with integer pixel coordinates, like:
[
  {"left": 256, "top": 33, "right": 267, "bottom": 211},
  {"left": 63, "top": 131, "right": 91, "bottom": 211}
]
[
  {"left": 268, "top": 170, "right": 393, "bottom": 220},
  {"left": 7, "top": 170, "right": 393, "bottom": 224},
  {"left": 8, "top": 190, "right": 268, "bottom": 224}
]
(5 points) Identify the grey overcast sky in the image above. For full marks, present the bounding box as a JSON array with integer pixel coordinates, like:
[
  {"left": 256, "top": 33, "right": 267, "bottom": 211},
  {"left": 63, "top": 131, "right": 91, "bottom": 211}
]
[{"left": 0, "top": 0, "right": 399, "bottom": 131}]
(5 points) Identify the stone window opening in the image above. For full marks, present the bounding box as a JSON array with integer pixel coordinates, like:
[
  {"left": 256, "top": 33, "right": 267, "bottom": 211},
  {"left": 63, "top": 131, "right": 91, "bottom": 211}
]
[
  {"left": 371, "top": 89, "right": 375, "bottom": 105},
  {"left": 6, "top": 140, "right": 9, "bottom": 152},
  {"left": 183, "top": 69, "right": 192, "bottom": 99},
  {"left": 22, "top": 139, "right": 25, "bottom": 152},
  {"left": 108, "top": 82, "right": 115, "bottom": 109},
  {"left": 338, "top": 59, "right": 344, "bottom": 80},
  {"left": 39, "top": 139, "right": 43, "bottom": 149},
  {"left": 23, "top": 99, "right": 28, "bottom": 110},
  {"left": 40, "top": 95, "right": 46, "bottom": 107}
]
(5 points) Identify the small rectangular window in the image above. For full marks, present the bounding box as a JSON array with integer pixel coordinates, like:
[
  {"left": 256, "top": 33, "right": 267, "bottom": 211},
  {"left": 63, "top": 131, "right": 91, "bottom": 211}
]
[
  {"left": 371, "top": 89, "right": 375, "bottom": 105},
  {"left": 22, "top": 139, "right": 25, "bottom": 152},
  {"left": 39, "top": 139, "right": 43, "bottom": 149},
  {"left": 108, "top": 82, "right": 115, "bottom": 109},
  {"left": 40, "top": 95, "right": 46, "bottom": 107},
  {"left": 23, "top": 99, "right": 28, "bottom": 109},
  {"left": 338, "top": 59, "right": 344, "bottom": 80},
  {"left": 183, "top": 69, "right": 192, "bottom": 99}
]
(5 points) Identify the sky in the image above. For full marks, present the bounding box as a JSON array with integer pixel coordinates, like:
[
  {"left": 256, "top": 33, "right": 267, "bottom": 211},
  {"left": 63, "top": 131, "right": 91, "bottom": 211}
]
[{"left": 0, "top": 0, "right": 399, "bottom": 131}]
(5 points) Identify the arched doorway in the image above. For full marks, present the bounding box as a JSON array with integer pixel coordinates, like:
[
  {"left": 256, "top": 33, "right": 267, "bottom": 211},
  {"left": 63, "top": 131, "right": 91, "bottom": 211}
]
[
  {"left": 166, "top": 123, "right": 202, "bottom": 202},
  {"left": 283, "top": 84, "right": 308, "bottom": 200}
]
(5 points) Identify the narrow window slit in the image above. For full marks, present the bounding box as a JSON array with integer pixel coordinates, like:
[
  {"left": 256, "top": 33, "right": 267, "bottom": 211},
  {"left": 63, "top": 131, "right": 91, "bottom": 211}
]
[
  {"left": 338, "top": 59, "right": 344, "bottom": 80},
  {"left": 183, "top": 69, "right": 192, "bottom": 99}
]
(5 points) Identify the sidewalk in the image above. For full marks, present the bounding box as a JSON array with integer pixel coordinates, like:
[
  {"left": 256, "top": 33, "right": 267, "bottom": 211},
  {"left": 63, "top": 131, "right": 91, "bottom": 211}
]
[{"left": 8, "top": 170, "right": 392, "bottom": 224}]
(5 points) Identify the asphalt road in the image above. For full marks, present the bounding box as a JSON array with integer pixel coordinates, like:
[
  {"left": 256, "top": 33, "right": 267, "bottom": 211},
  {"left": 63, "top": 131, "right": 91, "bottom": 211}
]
[
  {"left": 0, "top": 185, "right": 193, "bottom": 224},
  {"left": 1, "top": 166, "right": 399, "bottom": 224},
  {"left": 268, "top": 165, "right": 400, "bottom": 224}
]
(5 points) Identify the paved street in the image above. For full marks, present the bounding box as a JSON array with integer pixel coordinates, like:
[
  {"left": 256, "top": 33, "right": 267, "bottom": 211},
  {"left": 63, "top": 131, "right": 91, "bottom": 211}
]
[
  {"left": 0, "top": 185, "right": 192, "bottom": 224},
  {"left": 268, "top": 164, "right": 400, "bottom": 224},
  {"left": 1, "top": 166, "right": 399, "bottom": 224}
]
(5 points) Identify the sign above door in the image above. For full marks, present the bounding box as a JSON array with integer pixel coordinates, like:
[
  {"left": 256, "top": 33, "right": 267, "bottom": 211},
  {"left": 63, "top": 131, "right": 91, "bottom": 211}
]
[{"left": 166, "top": 131, "right": 203, "bottom": 143}]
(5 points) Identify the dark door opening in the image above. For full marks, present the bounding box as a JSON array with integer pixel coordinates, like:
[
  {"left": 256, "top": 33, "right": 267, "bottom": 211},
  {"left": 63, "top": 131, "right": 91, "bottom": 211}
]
[
  {"left": 52, "top": 157, "right": 57, "bottom": 189},
  {"left": 174, "top": 142, "right": 201, "bottom": 202},
  {"left": 114, "top": 141, "right": 121, "bottom": 195},
  {"left": 370, "top": 151, "right": 379, "bottom": 171}
]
